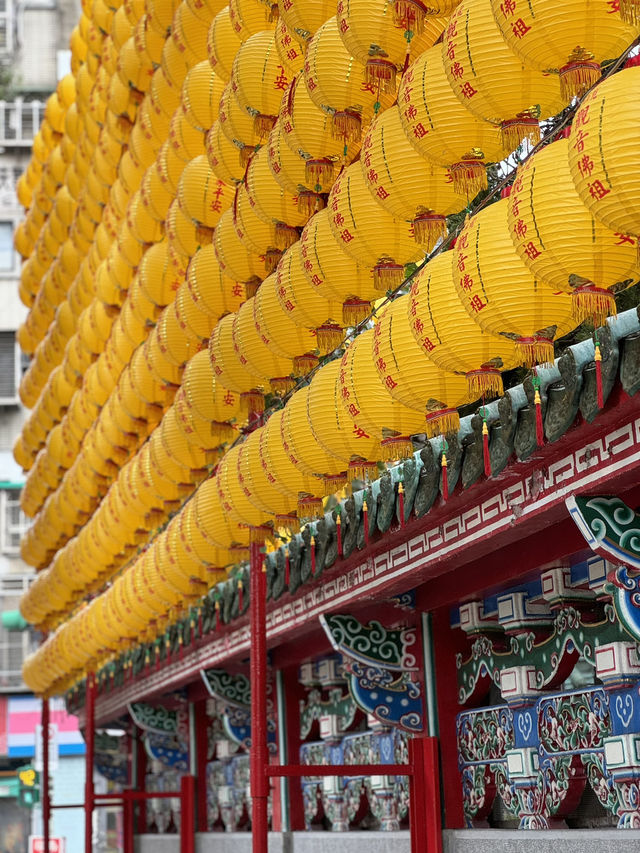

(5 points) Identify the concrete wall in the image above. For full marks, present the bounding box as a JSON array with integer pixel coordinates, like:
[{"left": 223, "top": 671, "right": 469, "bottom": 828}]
[{"left": 137, "top": 829, "right": 640, "bottom": 853}]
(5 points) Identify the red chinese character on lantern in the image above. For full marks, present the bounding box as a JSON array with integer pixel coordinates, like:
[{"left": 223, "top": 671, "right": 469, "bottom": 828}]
[
  {"left": 273, "top": 65, "right": 289, "bottom": 91},
  {"left": 575, "top": 105, "right": 590, "bottom": 127},
  {"left": 209, "top": 185, "right": 225, "bottom": 212},
  {"left": 500, "top": 0, "right": 516, "bottom": 14},
  {"left": 367, "top": 168, "right": 378, "bottom": 183},
  {"left": 510, "top": 196, "right": 521, "bottom": 217},
  {"left": 214, "top": 365, "right": 222, "bottom": 375},
  {"left": 588, "top": 180, "right": 610, "bottom": 200},
  {"left": 446, "top": 19, "right": 457, "bottom": 39},
  {"left": 614, "top": 233, "right": 635, "bottom": 246},
  {"left": 341, "top": 229, "right": 354, "bottom": 242},
  {"left": 572, "top": 129, "right": 589, "bottom": 152},
  {"left": 405, "top": 104, "right": 418, "bottom": 120},
  {"left": 460, "top": 273, "right": 474, "bottom": 290},
  {"left": 577, "top": 154, "right": 595, "bottom": 178},
  {"left": 523, "top": 241, "right": 540, "bottom": 260},
  {"left": 284, "top": 120, "right": 293, "bottom": 134},
  {"left": 511, "top": 17, "right": 531, "bottom": 37},
  {"left": 285, "top": 300, "right": 294, "bottom": 311},
  {"left": 361, "top": 81, "right": 376, "bottom": 94},
  {"left": 402, "top": 87, "right": 413, "bottom": 104},
  {"left": 223, "top": 392, "right": 235, "bottom": 406},
  {"left": 450, "top": 61, "right": 464, "bottom": 80},
  {"left": 376, "top": 186, "right": 389, "bottom": 200},
  {"left": 385, "top": 375, "right": 397, "bottom": 390},
  {"left": 413, "top": 122, "right": 428, "bottom": 138},
  {"left": 337, "top": 0, "right": 344, "bottom": 11},
  {"left": 287, "top": 49, "right": 299, "bottom": 62},
  {"left": 446, "top": 42, "right": 456, "bottom": 61},
  {"left": 340, "top": 18, "right": 349, "bottom": 32},
  {"left": 312, "top": 274, "right": 322, "bottom": 286},
  {"left": 607, "top": 0, "right": 620, "bottom": 11},
  {"left": 513, "top": 218, "right": 527, "bottom": 239},
  {"left": 414, "top": 317, "right": 424, "bottom": 334},
  {"left": 422, "top": 336, "right": 435, "bottom": 352},
  {"left": 512, "top": 175, "right": 524, "bottom": 193},
  {"left": 334, "top": 212, "right": 345, "bottom": 226},
  {"left": 348, "top": 403, "right": 359, "bottom": 417},
  {"left": 232, "top": 283, "right": 243, "bottom": 297},
  {"left": 459, "top": 82, "right": 478, "bottom": 99},
  {"left": 457, "top": 233, "right": 469, "bottom": 249},
  {"left": 376, "top": 357, "right": 386, "bottom": 371},
  {"left": 456, "top": 252, "right": 468, "bottom": 272},
  {"left": 469, "top": 294, "right": 485, "bottom": 312},
  {"left": 353, "top": 425, "right": 370, "bottom": 439},
  {"left": 304, "top": 259, "right": 312, "bottom": 272}
]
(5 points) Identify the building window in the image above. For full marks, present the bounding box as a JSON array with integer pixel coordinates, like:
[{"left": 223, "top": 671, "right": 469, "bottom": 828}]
[
  {"left": 0, "top": 0, "right": 13, "bottom": 53},
  {"left": 0, "top": 331, "right": 17, "bottom": 401},
  {"left": 0, "top": 221, "right": 13, "bottom": 270},
  {"left": 0, "top": 490, "right": 30, "bottom": 555},
  {"left": 0, "top": 575, "right": 33, "bottom": 691}
]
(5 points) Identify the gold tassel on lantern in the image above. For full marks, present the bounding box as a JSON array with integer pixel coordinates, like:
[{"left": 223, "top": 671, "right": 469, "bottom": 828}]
[
  {"left": 571, "top": 284, "right": 616, "bottom": 327},
  {"left": 515, "top": 335, "right": 555, "bottom": 369},
  {"left": 316, "top": 323, "right": 344, "bottom": 354},
  {"left": 264, "top": 249, "right": 283, "bottom": 274},
  {"left": 373, "top": 259, "right": 404, "bottom": 292},
  {"left": 380, "top": 434, "right": 414, "bottom": 461},
  {"left": 348, "top": 458, "right": 379, "bottom": 482},
  {"left": 210, "top": 421, "right": 236, "bottom": 443},
  {"left": 195, "top": 225, "right": 215, "bottom": 246},
  {"left": 305, "top": 159, "right": 334, "bottom": 189},
  {"left": 297, "top": 494, "right": 324, "bottom": 519},
  {"left": 275, "top": 513, "right": 300, "bottom": 532},
  {"left": 230, "top": 543, "right": 250, "bottom": 561},
  {"left": 245, "top": 277, "right": 261, "bottom": 298},
  {"left": 298, "top": 191, "right": 326, "bottom": 218},
  {"left": 619, "top": 0, "right": 640, "bottom": 24},
  {"left": 466, "top": 367, "right": 503, "bottom": 398},
  {"left": 413, "top": 211, "right": 447, "bottom": 251},
  {"left": 293, "top": 353, "right": 319, "bottom": 375},
  {"left": 270, "top": 376, "right": 296, "bottom": 394},
  {"left": 239, "top": 145, "right": 256, "bottom": 168},
  {"left": 559, "top": 50, "right": 601, "bottom": 102},
  {"left": 254, "top": 114, "right": 277, "bottom": 137},
  {"left": 240, "top": 390, "right": 265, "bottom": 414},
  {"left": 323, "top": 472, "right": 348, "bottom": 493},
  {"left": 364, "top": 57, "right": 397, "bottom": 95},
  {"left": 332, "top": 110, "right": 362, "bottom": 143},
  {"left": 450, "top": 158, "right": 488, "bottom": 199},
  {"left": 393, "top": 0, "right": 427, "bottom": 34},
  {"left": 249, "top": 523, "right": 274, "bottom": 544},
  {"left": 343, "top": 298, "right": 371, "bottom": 327},
  {"left": 424, "top": 407, "right": 461, "bottom": 439},
  {"left": 500, "top": 113, "right": 541, "bottom": 154},
  {"left": 275, "top": 223, "right": 299, "bottom": 250}
]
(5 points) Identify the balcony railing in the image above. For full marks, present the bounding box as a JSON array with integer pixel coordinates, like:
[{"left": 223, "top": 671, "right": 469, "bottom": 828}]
[{"left": 0, "top": 99, "right": 44, "bottom": 146}]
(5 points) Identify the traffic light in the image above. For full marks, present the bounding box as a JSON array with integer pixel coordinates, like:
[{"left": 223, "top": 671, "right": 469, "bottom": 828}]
[{"left": 17, "top": 765, "right": 40, "bottom": 807}]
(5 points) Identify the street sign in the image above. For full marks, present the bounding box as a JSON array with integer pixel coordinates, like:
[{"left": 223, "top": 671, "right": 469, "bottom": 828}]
[
  {"left": 28, "top": 837, "right": 66, "bottom": 853},
  {"left": 34, "top": 723, "right": 59, "bottom": 772}
]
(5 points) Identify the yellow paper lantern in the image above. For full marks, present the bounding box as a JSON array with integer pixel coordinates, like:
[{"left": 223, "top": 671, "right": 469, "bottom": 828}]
[
  {"left": 372, "top": 294, "right": 472, "bottom": 436},
  {"left": 338, "top": 328, "right": 426, "bottom": 459},
  {"left": 300, "top": 207, "right": 378, "bottom": 325},
  {"left": 232, "top": 295, "right": 296, "bottom": 391},
  {"left": 508, "top": 138, "right": 639, "bottom": 324},
  {"left": 567, "top": 67, "right": 640, "bottom": 243},
  {"left": 229, "top": 0, "right": 276, "bottom": 42},
  {"left": 327, "top": 162, "right": 423, "bottom": 290},
  {"left": 274, "top": 18, "right": 306, "bottom": 75},
  {"left": 232, "top": 31, "right": 291, "bottom": 140},
  {"left": 253, "top": 269, "right": 318, "bottom": 369},
  {"left": 214, "top": 208, "right": 267, "bottom": 283},
  {"left": 186, "top": 242, "right": 246, "bottom": 318},
  {"left": 443, "top": 0, "right": 564, "bottom": 150},
  {"left": 209, "top": 312, "right": 266, "bottom": 406},
  {"left": 177, "top": 155, "right": 234, "bottom": 231},
  {"left": 337, "top": 0, "right": 445, "bottom": 92},
  {"left": 207, "top": 7, "right": 243, "bottom": 82},
  {"left": 453, "top": 197, "right": 577, "bottom": 366},
  {"left": 205, "top": 120, "right": 246, "bottom": 184},
  {"left": 490, "top": 0, "right": 639, "bottom": 102},
  {"left": 408, "top": 251, "right": 520, "bottom": 396},
  {"left": 397, "top": 46, "right": 504, "bottom": 198},
  {"left": 303, "top": 18, "right": 397, "bottom": 142},
  {"left": 181, "top": 61, "right": 225, "bottom": 132},
  {"left": 361, "top": 108, "right": 465, "bottom": 250}
]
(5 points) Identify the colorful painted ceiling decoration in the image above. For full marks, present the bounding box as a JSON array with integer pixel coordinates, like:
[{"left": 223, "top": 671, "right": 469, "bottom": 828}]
[{"left": 11, "top": 0, "right": 640, "bottom": 700}]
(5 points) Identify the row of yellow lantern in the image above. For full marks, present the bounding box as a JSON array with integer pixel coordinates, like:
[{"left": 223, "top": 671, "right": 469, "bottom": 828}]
[{"left": 15, "top": 0, "right": 640, "bottom": 692}]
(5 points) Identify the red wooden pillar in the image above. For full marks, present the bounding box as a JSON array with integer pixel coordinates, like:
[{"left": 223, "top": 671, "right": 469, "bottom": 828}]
[
  {"left": 431, "top": 607, "right": 465, "bottom": 828},
  {"left": 276, "top": 665, "right": 305, "bottom": 831},
  {"left": 249, "top": 536, "right": 269, "bottom": 853},
  {"left": 193, "top": 698, "right": 209, "bottom": 832},
  {"left": 84, "top": 672, "right": 96, "bottom": 853},
  {"left": 135, "top": 730, "right": 147, "bottom": 834},
  {"left": 180, "top": 775, "right": 196, "bottom": 853},
  {"left": 42, "top": 697, "right": 51, "bottom": 852}
]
